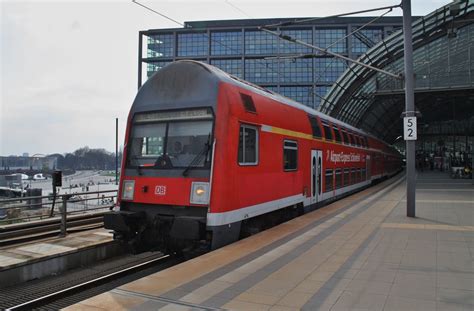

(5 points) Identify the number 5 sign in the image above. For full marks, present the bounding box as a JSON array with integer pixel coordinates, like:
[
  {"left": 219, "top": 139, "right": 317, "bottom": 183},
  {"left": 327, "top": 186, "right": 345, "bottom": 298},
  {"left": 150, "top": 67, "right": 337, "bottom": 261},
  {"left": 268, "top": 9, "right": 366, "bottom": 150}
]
[{"left": 403, "top": 117, "right": 417, "bottom": 140}]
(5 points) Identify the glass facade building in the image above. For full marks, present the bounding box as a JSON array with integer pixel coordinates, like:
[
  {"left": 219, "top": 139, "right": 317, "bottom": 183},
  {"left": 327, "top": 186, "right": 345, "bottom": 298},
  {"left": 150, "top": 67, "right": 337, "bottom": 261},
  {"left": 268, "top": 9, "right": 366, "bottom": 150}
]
[{"left": 140, "top": 17, "right": 403, "bottom": 109}]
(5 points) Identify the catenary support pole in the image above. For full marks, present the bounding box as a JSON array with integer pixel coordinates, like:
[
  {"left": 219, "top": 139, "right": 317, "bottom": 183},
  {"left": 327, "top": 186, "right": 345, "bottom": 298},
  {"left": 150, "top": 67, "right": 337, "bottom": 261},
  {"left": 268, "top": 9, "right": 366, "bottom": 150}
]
[
  {"left": 115, "top": 118, "right": 119, "bottom": 185},
  {"left": 60, "top": 197, "right": 67, "bottom": 237},
  {"left": 138, "top": 32, "right": 143, "bottom": 90},
  {"left": 403, "top": 0, "right": 416, "bottom": 217}
]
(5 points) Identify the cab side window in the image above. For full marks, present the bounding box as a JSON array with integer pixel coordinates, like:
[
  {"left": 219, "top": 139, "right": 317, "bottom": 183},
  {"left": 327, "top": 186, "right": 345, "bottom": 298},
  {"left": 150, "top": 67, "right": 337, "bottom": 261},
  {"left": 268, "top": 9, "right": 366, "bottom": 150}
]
[
  {"left": 238, "top": 124, "right": 258, "bottom": 165},
  {"left": 283, "top": 140, "right": 298, "bottom": 171}
]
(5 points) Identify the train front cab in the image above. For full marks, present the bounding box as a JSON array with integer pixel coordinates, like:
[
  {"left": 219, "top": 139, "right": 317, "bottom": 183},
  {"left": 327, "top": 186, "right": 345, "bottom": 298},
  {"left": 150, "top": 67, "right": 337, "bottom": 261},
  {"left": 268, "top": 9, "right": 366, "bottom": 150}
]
[{"left": 105, "top": 107, "right": 216, "bottom": 251}]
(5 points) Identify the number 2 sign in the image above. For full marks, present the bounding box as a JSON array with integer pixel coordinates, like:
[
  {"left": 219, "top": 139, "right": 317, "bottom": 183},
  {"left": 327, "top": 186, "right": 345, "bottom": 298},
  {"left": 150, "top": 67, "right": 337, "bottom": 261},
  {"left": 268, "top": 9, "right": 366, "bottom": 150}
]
[{"left": 403, "top": 117, "right": 417, "bottom": 140}]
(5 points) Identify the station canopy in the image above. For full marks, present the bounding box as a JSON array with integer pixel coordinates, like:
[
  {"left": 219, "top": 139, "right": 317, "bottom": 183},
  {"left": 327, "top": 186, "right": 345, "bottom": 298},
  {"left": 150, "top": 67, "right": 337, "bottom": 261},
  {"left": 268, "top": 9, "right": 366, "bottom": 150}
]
[{"left": 319, "top": 0, "right": 474, "bottom": 144}]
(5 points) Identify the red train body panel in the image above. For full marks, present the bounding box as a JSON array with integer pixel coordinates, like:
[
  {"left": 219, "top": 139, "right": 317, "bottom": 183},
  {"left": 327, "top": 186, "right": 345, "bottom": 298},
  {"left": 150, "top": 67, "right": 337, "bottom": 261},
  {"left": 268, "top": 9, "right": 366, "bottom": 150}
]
[{"left": 105, "top": 60, "right": 402, "bottom": 251}]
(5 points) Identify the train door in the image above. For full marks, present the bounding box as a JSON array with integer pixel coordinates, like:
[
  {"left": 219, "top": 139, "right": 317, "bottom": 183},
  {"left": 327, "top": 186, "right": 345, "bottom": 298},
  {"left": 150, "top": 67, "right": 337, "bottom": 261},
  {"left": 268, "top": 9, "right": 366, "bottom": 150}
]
[
  {"left": 366, "top": 155, "right": 371, "bottom": 181},
  {"left": 311, "top": 150, "right": 322, "bottom": 204}
]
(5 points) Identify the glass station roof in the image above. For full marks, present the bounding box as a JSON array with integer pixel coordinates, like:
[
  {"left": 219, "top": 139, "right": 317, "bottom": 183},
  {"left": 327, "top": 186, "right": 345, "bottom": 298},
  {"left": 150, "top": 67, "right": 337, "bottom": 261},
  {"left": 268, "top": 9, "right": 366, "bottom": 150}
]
[{"left": 319, "top": 0, "right": 474, "bottom": 144}]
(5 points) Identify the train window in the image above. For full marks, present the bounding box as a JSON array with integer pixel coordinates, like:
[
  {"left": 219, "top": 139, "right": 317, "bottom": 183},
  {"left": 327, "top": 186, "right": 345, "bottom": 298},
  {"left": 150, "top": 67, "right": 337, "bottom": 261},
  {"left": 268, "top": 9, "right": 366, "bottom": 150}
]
[
  {"left": 364, "top": 137, "right": 369, "bottom": 148},
  {"left": 128, "top": 119, "right": 213, "bottom": 169},
  {"left": 343, "top": 168, "right": 350, "bottom": 186},
  {"left": 308, "top": 116, "right": 322, "bottom": 138},
  {"left": 283, "top": 140, "right": 298, "bottom": 171},
  {"left": 321, "top": 121, "right": 333, "bottom": 141},
  {"left": 333, "top": 127, "right": 342, "bottom": 143},
  {"left": 335, "top": 169, "right": 342, "bottom": 189},
  {"left": 325, "top": 169, "right": 333, "bottom": 192},
  {"left": 131, "top": 123, "right": 166, "bottom": 157},
  {"left": 351, "top": 168, "right": 357, "bottom": 184},
  {"left": 342, "top": 130, "right": 349, "bottom": 145},
  {"left": 240, "top": 93, "right": 256, "bottom": 113},
  {"left": 238, "top": 124, "right": 258, "bottom": 165},
  {"left": 348, "top": 133, "right": 355, "bottom": 146},
  {"left": 354, "top": 135, "right": 361, "bottom": 147}
]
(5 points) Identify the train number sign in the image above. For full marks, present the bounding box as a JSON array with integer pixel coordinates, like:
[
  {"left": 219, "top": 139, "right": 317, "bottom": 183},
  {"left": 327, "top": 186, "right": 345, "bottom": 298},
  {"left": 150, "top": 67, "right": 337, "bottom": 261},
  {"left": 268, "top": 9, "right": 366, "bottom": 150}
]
[{"left": 403, "top": 117, "right": 417, "bottom": 140}]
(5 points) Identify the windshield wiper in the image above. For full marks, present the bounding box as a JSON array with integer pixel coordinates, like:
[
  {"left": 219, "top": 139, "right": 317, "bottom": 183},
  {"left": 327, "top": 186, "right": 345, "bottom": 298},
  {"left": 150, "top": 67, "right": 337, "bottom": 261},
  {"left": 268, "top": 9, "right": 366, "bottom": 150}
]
[{"left": 182, "top": 136, "right": 211, "bottom": 177}]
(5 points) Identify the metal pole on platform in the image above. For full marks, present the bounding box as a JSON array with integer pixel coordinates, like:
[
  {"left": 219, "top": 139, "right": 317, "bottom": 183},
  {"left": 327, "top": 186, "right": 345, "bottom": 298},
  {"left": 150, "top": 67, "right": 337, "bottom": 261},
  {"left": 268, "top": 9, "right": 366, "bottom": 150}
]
[
  {"left": 115, "top": 117, "right": 118, "bottom": 186},
  {"left": 60, "top": 197, "right": 67, "bottom": 237},
  {"left": 138, "top": 32, "right": 143, "bottom": 90},
  {"left": 403, "top": 0, "right": 416, "bottom": 217}
]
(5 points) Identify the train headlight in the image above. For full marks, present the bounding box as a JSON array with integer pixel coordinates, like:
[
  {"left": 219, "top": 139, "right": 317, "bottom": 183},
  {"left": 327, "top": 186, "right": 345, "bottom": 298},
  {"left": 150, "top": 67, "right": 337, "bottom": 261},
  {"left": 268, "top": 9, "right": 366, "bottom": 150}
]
[
  {"left": 190, "top": 182, "right": 210, "bottom": 205},
  {"left": 121, "top": 180, "right": 135, "bottom": 201}
]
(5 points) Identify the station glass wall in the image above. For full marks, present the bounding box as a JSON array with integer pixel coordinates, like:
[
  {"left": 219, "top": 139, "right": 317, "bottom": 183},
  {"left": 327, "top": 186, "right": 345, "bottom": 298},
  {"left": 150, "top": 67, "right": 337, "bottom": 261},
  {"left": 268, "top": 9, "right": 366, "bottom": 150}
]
[
  {"left": 211, "top": 31, "right": 242, "bottom": 55},
  {"left": 210, "top": 59, "right": 242, "bottom": 78},
  {"left": 314, "top": 29, "right": 347, "bottom": 54},
  {"left": 177, "top": 33, "right": 208, "bottom": 56},
  {"left": 143, "top": 21, "right": 400, "bottom": 109}
]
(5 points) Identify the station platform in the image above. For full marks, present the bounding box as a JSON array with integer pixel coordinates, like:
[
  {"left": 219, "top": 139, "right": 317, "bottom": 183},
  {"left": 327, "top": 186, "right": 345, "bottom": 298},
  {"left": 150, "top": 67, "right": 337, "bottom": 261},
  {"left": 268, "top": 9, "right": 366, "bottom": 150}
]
[
  {"left": 0, "top": 228, "right": 116, "bottom": 286},
  {"left": 68, "top": 172, "right": 473, "bottom": 311}
]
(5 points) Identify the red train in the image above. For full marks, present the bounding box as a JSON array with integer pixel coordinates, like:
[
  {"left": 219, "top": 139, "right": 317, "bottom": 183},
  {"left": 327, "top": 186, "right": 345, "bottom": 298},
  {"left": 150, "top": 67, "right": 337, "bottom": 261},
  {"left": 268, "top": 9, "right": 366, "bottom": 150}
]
[{"left": 104, "top": 60, "right": 402, "bottom": 251}]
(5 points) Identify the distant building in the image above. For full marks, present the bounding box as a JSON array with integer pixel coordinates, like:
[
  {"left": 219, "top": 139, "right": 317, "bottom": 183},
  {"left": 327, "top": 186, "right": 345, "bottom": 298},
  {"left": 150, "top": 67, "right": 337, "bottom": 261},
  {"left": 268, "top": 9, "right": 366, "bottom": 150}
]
[
  {"left": 139, "top": 16, "right": 406, "bottom": 109},
  {"left": 0, "top": 155, "right": 58, "bottom": 171}
]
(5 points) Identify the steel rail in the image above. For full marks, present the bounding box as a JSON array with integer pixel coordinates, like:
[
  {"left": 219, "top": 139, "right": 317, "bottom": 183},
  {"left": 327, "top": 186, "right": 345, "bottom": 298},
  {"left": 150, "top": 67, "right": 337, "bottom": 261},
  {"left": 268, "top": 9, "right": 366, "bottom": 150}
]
[{"left": 5, "top": 254, "right": 171, "bottom": 311}]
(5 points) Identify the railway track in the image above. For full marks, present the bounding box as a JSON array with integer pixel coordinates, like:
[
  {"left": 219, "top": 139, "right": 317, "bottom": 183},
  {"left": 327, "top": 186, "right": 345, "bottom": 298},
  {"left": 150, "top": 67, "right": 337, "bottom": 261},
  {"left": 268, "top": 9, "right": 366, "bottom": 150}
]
[
  {"left": 0, "top": 212, "right": 107, "bottom": 247},
  {"left": 0, "top": 251, "right": 182, "bottom": 310}
]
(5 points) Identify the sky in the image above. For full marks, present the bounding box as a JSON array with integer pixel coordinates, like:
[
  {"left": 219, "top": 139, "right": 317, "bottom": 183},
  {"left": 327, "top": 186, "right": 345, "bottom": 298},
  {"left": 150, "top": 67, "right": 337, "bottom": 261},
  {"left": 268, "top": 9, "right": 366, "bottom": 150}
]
[{"left": 0, "top": 0, "right": 451, "bottom": 156}]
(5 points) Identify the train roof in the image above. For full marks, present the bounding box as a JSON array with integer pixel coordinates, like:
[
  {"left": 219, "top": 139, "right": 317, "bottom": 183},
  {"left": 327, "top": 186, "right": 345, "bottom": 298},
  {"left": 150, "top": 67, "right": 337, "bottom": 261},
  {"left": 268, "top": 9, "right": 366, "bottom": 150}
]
[{"left": 134, "top": 60, "right": 391, "bottom": 148}]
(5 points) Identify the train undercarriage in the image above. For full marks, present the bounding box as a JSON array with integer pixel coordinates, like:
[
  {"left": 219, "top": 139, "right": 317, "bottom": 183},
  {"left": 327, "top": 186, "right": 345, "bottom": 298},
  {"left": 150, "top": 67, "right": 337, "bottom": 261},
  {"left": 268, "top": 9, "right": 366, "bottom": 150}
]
[
  {"left": 104, "top": 204, "right": 208, "bottom": 254},
  {"left": 104, "top": 202, "right": 308, "bottom": 254}
]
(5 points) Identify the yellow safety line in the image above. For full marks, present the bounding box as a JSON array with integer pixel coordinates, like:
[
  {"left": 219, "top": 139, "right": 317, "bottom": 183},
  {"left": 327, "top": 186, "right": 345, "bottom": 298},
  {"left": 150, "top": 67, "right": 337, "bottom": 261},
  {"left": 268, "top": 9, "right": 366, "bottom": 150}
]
[
  {"left": 401, "top": 199, "right": 474, "bottom": 204},
  {"left": 381, "top": 223, "right": 474, "bottom": 232}
]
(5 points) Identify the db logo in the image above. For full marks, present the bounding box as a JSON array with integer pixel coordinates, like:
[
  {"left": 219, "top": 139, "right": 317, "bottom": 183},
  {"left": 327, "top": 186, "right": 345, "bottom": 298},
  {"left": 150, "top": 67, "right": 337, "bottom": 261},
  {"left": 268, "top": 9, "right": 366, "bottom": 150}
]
[{"left": 155, "top": 185, "right": 166, "bottom": 196}]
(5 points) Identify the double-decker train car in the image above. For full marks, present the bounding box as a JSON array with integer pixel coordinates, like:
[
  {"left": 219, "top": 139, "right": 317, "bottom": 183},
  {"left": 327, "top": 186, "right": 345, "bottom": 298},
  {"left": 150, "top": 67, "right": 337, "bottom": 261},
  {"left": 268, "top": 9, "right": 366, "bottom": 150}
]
[{"left": 104, "top": 60, "right": 402, "bottom": 251}]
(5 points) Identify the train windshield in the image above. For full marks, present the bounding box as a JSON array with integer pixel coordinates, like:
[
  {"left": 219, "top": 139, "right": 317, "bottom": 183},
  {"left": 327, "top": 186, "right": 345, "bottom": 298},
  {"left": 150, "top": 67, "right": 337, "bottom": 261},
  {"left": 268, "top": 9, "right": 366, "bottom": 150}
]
[{"left": 127, "top": 120, "right": 213, "bottom": 169}]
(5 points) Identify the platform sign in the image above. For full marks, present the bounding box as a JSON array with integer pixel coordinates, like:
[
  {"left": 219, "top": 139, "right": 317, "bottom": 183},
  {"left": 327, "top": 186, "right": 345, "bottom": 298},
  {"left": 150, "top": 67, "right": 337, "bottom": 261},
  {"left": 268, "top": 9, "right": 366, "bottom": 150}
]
[{"left": 403, "top": 116, "right": 417, "bottom": 140}]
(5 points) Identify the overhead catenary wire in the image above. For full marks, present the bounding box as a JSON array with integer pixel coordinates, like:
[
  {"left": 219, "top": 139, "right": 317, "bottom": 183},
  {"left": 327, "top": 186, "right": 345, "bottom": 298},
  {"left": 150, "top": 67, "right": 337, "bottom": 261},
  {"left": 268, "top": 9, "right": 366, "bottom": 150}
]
[
  {"left": 264, "top": 10, "right": 394, "bottom": 72},
  {"left": 224, "top": 0, "right": 253, "bottom": 18},
  {"left": 265, "top": 8, "right": 395, "bottom": 94},
  {"left": 223, "top": 1, "right": 328, "bottom": 105},
  {"left": 258, "top": 4, "right": 402, "bottom": 80},
  {"left": 258, "top": 27, "right": 402, "bottom": 79},
  {"left": 263, "top": 3, "right": 402, "bottom": 28},
  {"left": 131, "top": 0, "right": 188, "bottom": 27},
  {"left": 324, "top": 8, "right": 393, "bottom": 54}
]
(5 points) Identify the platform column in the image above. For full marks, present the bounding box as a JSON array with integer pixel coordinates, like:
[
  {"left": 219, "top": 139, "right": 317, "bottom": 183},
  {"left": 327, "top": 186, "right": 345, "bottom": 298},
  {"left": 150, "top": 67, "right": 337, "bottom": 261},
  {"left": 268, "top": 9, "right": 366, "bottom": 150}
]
[{"left": 403, "top": 0, "right": 416, "bottom": 217}]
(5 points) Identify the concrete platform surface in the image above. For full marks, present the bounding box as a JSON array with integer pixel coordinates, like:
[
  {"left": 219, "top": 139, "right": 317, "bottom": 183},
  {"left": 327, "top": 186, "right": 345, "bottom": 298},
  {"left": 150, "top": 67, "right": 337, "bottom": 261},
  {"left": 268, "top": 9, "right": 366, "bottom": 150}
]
[
  {"left": 67, "top": 172, "right": 474, "bottom": 311},
  {"left": 0, "top": 228, "right": 113, "bottom": 271}
]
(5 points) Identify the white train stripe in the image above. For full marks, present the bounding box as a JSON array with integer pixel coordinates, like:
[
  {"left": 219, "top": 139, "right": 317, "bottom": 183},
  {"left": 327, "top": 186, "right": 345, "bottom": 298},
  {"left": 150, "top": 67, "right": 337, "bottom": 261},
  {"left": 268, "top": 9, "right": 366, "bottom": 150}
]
[
  {"left": 208, "top": 179, "right": 374, "bottom": 227},
  {"left": 207, "top": 194, "right": 305, "bottom": 226}
]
